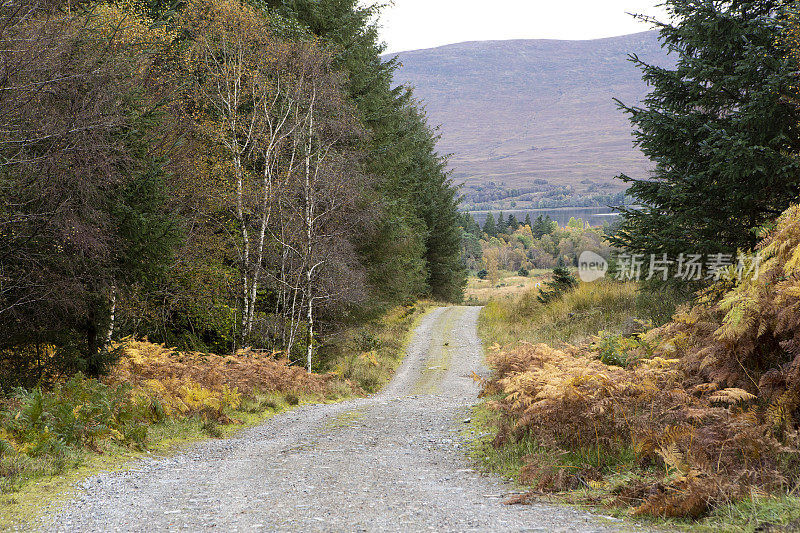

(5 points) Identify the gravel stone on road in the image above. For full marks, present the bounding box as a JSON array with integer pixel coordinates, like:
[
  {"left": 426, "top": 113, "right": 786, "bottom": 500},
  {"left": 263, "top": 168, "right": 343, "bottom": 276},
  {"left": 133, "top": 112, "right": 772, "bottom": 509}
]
[{"left": 43, "top": 306, "right": 652, "bottom": 532}]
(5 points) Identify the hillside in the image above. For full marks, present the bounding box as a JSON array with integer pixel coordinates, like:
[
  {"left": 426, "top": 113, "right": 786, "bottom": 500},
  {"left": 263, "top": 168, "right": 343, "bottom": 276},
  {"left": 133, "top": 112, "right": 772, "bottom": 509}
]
[{"left": 388, "top": 31, "right": 676, "bottom": 210}]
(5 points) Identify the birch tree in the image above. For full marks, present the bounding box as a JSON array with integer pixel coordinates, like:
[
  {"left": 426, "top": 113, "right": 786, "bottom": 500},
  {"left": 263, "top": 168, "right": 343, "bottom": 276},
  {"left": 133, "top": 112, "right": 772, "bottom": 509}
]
[
  {"left": 183, "top": 0, "right": 372, "bottom": 362},
  {"left": 185, "top": 0, "right": 301, "bottom": 350},
  {"left": 271, "top": 47, "right": 369, "bottom": 369}
]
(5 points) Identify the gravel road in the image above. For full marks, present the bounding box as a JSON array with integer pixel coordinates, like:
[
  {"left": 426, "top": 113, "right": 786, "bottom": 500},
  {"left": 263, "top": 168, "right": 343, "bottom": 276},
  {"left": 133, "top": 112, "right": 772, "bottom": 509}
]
[{"left": 43, "top": 306, "right": 650, "bottom": 532}]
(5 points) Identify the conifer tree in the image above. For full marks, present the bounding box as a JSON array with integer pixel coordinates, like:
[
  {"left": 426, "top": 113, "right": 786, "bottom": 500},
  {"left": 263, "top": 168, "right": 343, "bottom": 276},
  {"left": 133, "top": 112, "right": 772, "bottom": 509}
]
[
  {"left": 537, "top": 261, "right": 578, "bottom": 304},
  {"left": 256, "top": 0, "right": 465, "bottom": 305},
  {"left": 610, "top": 0, "right": 800, "bottom": 257},
  {"left": 458, "top": 212, "right": 481, "bottom": 236},
  {"left": 469, "top": 213, "right": 481, "bottom": 235},
  {"left": 497, "top": 212, "right": 508, "bottom": 234},
  {"left": 533, "top": 215, "right": 554, "bottom": 238},
  {"left": 524, "top": 213, "right": 532, "bottom": 229},
  {"left": 483, "top": 213, "right": 497, "bottom": 237},
  {"left": 269, "top": 0, "right": 466, "bottom": 303}
]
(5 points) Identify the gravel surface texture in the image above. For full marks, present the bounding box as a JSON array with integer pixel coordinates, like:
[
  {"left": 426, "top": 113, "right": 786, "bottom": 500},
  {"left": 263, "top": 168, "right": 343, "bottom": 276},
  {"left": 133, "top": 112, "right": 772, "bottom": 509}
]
[{"left": 42, "top": 306, "right": 652, "bottom": 532}]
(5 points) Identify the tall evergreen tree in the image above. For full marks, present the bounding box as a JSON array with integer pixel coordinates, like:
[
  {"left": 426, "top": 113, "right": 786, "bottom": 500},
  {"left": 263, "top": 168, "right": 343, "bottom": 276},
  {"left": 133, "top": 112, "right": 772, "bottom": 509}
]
[
  {"left": 483, "top": 213, "right": 497, "bottom": 237},
  {"left": 497, "top": 212, "right": 508, "bottom": 235},
  {"left": 610, "top": 0, "right": 800, "bottom": 257},
  {"left": 533, "top": 214, "right": 555, "bottom": 238},
  {"left": 537, "top": 260, "right": 578, "bottom": 304},
  {"left": 276, "top": 0, "right": 466, "bottom": 301},
  {"left": 524, "top": 213, "right": 533, "bottom": 229},
  {"left": 458, "top": 212, "right": 481, "bottom": 236},
  {"left": 263, "top": 0, "right": 466, "bottom": 304}
]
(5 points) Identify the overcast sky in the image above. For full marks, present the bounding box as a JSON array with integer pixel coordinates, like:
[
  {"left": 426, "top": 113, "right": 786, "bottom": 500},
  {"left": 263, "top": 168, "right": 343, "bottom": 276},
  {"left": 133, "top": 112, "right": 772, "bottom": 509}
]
[{"left": 375, "top": 1, "right": 670, "bottom": 54}]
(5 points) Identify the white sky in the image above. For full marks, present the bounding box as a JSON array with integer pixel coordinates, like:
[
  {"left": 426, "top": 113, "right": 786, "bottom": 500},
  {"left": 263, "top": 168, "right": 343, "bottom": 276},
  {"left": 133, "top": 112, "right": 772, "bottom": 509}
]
[{"left": 374, "top": 1, "right": 670, "bottom": 54}]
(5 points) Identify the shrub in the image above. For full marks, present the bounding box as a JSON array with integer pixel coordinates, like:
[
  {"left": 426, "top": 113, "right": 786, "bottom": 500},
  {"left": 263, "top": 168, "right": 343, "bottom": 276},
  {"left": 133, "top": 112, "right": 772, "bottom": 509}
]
[
  {"left": 1, "top": 374, "right": 147, "bottom": 456},
  {"left": 109, "top": 340, "right": 331, "bottom": 398},
  {"left": 0, "top": 337, "right": 343, "bottom": 484},
  {"left": 284, "top": 393, "right": 300, "bottom": 406},
  {"left": 592, "top": 328, "right": 652, "bottom": 368},
  {"left": 537, "top": 265, "right": 578, "bottom": 304},
  {"left": 477, "top": 269, "right": 488, "bottom": 280},
  {"left": 595, "top": 332, "right": 629, "bottom": 367},
  {"left": 482, "top": 342, "right": 790, "bottom": 518},
  {"left": 482, "top": 205, "right": 800, "bottom": 518}
]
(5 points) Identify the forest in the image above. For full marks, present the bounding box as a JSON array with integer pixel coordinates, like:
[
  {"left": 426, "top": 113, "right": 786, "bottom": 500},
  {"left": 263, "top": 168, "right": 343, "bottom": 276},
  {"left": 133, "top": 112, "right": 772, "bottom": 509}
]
[
  {"left": 6, "top": 0, "right": 800, "bottom": 529},
  {"left": 0, "top": 0, "right": 466, "bottom": 387},
  {"left": 458, "top": 211, "right": 612, "bottom": 275}
]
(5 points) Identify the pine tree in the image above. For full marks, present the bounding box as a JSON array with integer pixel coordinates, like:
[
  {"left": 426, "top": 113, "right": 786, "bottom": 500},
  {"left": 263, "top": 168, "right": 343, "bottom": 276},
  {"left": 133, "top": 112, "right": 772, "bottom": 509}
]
[
  {"left": 537, "top": 262, "right": 578, "bottom": 304},
  {"left": 610, "top": 0, "right": 800, "bottom": 258},
  {"left": 497, "top": 212, "right": 508, "bottom": 234},
  {"left": 468, "top": 213, "right": 481, "bottom": 236},
  {"left": 533, "top": 214, "right": 554, "bottom": 238},
  {"left": 524, "top": 213, "right": 532, "bottom": 229},
  {"left": 507, "top": 214, "right": 520, "bottom": 231},
  {"left": 545, "top": 215, "right": 555, "bottom": 233},
  {"left": 268, "top": 0, "right": 466, "bottom": 304},
  {"left": 483, "top": 213, "right": 497, "bottom": 237},
  {"left": 458, "top": 212, "right": 481, "bottom": 237}
]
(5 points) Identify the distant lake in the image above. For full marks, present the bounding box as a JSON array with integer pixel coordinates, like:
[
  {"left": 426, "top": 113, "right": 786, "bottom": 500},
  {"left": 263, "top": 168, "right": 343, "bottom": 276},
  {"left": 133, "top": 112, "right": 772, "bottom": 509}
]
[{"left": 466, "top": 207, "right": 620, "bottom": 228}]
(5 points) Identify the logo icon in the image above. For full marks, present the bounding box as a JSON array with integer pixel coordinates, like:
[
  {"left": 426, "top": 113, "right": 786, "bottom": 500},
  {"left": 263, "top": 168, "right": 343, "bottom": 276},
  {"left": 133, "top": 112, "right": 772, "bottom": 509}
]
[{"left": 578, "top": 251, "right": 608, "bottom": 283}]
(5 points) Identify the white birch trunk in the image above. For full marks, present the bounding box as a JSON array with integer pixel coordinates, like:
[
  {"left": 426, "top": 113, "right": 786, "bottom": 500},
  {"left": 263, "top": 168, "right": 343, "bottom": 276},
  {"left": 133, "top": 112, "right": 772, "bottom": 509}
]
[{"left": 105, "top": 284, "right": 116, "bottom": 348}]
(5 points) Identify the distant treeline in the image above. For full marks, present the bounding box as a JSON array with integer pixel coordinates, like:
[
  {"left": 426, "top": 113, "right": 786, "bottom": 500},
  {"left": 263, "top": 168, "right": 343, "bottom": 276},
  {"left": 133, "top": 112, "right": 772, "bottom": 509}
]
[
  {"left": 460, "top": 181, "right": 628, "bottom": 211},
  {"left": 457, "top": 212, "right": 612, "bottom": 274}
]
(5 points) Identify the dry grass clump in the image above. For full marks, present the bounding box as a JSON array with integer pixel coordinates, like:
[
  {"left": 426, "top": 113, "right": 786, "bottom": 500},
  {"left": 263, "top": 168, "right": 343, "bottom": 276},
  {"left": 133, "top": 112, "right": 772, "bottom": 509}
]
[
  {"left": 111, "top": 340, "right": 333, "bottom": 394},
  {"left": 483, "top": 342, "right": 793, "bottom": 518},
  {"left": 482, "top": 205, "right": 800, "bottom": 519},
  {"left": 480, "top": 280, "right": 644, "bottom": 347},
  {"left": 106, "top": 340, "right": 340, "bottom": 421}
]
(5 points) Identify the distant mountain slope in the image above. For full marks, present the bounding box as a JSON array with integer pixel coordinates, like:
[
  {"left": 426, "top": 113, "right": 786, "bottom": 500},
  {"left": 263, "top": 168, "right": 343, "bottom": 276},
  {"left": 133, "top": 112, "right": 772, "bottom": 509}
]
[{"left": 388, "top": 31, "right": 676, "bottom": 210}]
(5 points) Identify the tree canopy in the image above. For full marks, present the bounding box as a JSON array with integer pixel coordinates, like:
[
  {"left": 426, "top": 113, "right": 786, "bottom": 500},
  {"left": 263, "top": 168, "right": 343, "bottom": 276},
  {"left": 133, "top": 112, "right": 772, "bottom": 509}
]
[
  {"left": 0, "top": 0, "right": 465, "bottom": 384},
  {"left": 610, "top": 0, "right": 800, "bottom": 258}
]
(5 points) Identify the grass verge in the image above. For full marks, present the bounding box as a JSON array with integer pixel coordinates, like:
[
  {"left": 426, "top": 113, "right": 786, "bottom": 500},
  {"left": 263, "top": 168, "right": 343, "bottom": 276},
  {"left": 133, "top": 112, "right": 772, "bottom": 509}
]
[
  {"left": 479, "top": 280, "right": 649, "bottom": 346},
  {"left": 319, "top": 300, "right": 436, "bottom": 393},
  {"left": 0, "top": 389, "right": 305, "bottom": 529},
  {"left": 471, "top": 280, "right": 800, "bottom": 532},
  {"left": 1, "top": 301, "right": 434, "bottom": 529}
]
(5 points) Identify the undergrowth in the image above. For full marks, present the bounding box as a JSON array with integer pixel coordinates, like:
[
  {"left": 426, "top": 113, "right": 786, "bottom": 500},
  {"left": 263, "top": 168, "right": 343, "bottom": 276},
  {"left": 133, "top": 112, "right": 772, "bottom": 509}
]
[
  {"left": 480, "top": 280, "right": 658, "bottom": 347},
  {"left": 0, "top": 301, "right": 429, "bottom": 528},
  {"left": 0, "top": 342, "right": 342, "bottom": 494},
  {"left": 319, "top": 301, "right": 434, "bottom": 393},
  {"left": 474, "top": 205, "right": 800, "bottom": 529}
]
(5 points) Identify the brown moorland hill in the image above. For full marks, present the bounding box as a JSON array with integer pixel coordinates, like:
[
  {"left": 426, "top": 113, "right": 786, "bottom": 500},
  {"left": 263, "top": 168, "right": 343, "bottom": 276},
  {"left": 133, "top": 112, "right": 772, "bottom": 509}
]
[{"left": 388, "top": 31, "right": 676, "bottom": 210}]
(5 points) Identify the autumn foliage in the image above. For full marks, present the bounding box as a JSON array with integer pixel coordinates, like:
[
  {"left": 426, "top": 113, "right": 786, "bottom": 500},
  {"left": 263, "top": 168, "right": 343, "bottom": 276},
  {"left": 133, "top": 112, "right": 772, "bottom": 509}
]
[
  {"left": 483, "top": 205, "right": 800, "bottom": 518},
  {"left": 108, "top": 340, "right": 334, "bottom": 416},
  {"left": 0, "top": 338, "right": 342, "bottom": 475}
]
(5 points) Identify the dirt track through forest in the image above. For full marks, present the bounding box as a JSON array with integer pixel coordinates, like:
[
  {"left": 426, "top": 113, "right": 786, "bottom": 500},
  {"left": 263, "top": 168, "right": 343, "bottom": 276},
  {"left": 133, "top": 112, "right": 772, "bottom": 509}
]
[{"left": 44, "top": 306, "right": 649, "bottom": 532}]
